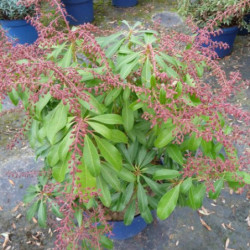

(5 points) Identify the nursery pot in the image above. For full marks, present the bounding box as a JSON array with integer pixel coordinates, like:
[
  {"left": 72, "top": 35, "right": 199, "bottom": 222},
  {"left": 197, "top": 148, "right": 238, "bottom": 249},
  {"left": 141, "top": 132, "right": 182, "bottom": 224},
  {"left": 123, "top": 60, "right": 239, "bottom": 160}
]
[
  {"left": 0, "top": 19, "right": 38, "bottom": 45},
  {"left": 112, "top": 0, "right": 138, "bottom": 8},
  {"left": 107, "top": 214, "right": 148, "bottom": 240},
  {"left": 203, "top": 26, "right": 239, "bottom": 59},
  {"left": 62, "top": 0, "right": 94, "bottom": 26},
  {"left": 238, "top": 14, "right": 250, "bottom": 36}
]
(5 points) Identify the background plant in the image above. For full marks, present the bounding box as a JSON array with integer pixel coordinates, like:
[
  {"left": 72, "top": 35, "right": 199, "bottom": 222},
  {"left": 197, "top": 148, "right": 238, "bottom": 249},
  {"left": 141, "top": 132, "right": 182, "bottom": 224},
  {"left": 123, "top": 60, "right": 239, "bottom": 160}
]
[
  {"left": 178, "top": 0, "right": 250, "bottom": 30},
  {"left": 0, "top": 0, "right": 250, "bottom": 249},
  {"left": 0, "top": 0, "right": 35, "bottom": 20}
]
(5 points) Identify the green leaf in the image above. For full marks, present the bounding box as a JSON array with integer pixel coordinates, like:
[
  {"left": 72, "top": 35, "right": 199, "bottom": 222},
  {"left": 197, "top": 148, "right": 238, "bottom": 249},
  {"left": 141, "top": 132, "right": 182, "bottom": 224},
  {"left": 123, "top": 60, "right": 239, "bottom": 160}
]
[
  {"left": 124, "top": 199, "right": 136, "bottom": 225},
  {"left": 47, "top": 144, "right": 60, "bottom": 167},
  {"left": 137, "top": 146, "right": 147, "bottom": 166},
  {"left": 129, "top": 100, "right": 144, "bottom": 111},
  {"left": 106, "top": 38, "right": 125, "bottom": 58},
  {"left": 195, "top": 63, "right": 204, "bottom": 77},
  {"left": 100, "top": 235, "right": 113, "bottom": 249},
  {"left": 141, "top": 206, "right": 153, "bottom": 224},
  {"left": 34, "top": 92, "right": 51, "bottom": 120},
  {"left": 95, "top": 136, "right": 122, "bottom": 171},
  {"left": 38, "top": 200, "right": 47, "bottom": 228},
  {"left": 201, "top": 140, "right": 213, "bottom": 155},
  {"left": 87, "top": 121, "right": 111, "bottom": 140},
  {"left": 27, "top": 201, "right": 39, "bottom": 221},
  {"left": 123, "top": 87, "right": 130, "bottom": 100},
  {"left": 122, "top": 101, "right": 134, "bottom": 131},
  {"left": 117, "top": 52, "right": 140, "bottom": 70},
  {"left": 154, "top": 169, "right": 180, "bottom": 180},
  {"left": 58, "top": 130, "right": 74, "bottom": 162},
  {"left": 45, "top": 102, "right": 69, "bottom": 145},
  {"left": 120, "top": 59, "right": 138, "bottom": 79},
  {"left": 8, "top": 88, "right": 19, "bottom": 106},
  {"left": 184, "top": 74, "right": 195, "bottom": 87},
  {"left": 110, "top": 129, "right": 128, "bottom": 143},
  {"left": 143, "top": 175, "right": 164, "bottom": 195},
  {"left": 117, "top": 167, "right": 136, "bottom": 182},
  {"left": 174, "top": 81, "right": 182, "bottom": 99},
  {"left": 166, "top": 67, "right": 179, "bottom": 79},
  {"left": 52, "top": 154, "right": 70, "bottom": 182},
  {"left": 51, "top": 202, "right": 63, "bottom": 218},
  {"left": 154, "top": 127, "right": 175, "bottom": 148},
  {"left": 160, "top": 52, "right": 179, "bottom": 67},
  {"left": 97, "top": 176, "right": 111, "bottom": 207},
  {"left": 141, "top": 57, "right": 151, "bottom": 87},
  {"left": 137, "top": 182, "right": 148, "bottom": 213},
  {"left": 47, "top": 42, "right": 66, "bottom": 59},
  {"left": 76, "top": 162, "right": 96, "bottom": 196},
  {"left": 77, "top": 70, "right": 94, "bottom": 81},
  {"left": 159, "top": 88, "right": 167, "bottom": 104},
  {"left": 104, "top": 87, "right": 122, "bottom": 106},
  {"left": 150, "top": 75, "right": 156, "bottom": 88},
  {"left": 89, "top": 114, "right": 123, "bottom": 125},
  {"left": 166, "top": 144, "right": 183, "bottom": 165},
  {"left": 59, "top": 44, "right": 72, "bottom": 67},
  {"left": 180, "top": 178, "right": 192, "bottom": 194},
  {"left": 181, "top": 133, "right": 202, "bottom": 151},
  {"left": 79, "top": 92, "right": 106, "bottom": 115},
  {"left": 83, "top": 135, "right": 101, "bottom": 177},
  {"left": 123, "top": 182, "right": 134, "bottom": 205},
  {"left": 101, "top": 164, "right": 121, "bottom": 191},
  {"left": 97, "top": 31, "right": 123, "bottom": 47},
  {"left": 144, "top": 33, "right": 156, "bottom": 44},
  {"left": 157, "top": 184, "right": 180, "bottom": 220},
  {"left": 209, "top": 178, "right": 224, "bottom": 199},
  {"left": 188, "top": 183, "right": 206, "bottom": 210},
  {"left": 74, "top": 208, "right": 83, "bottom": 227}
]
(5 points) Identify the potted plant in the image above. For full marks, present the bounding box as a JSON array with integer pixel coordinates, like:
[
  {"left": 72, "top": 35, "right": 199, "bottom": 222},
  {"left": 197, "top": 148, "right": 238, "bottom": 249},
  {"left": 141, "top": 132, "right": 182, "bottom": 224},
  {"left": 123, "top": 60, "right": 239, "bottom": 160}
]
[
  {"left": 112, "top": 0, "right": 138, "bottom": 8},
  {"left": 179, "top": 0, "right": 250, "bottom": 58},
  {"left": 0, "top": 0, "right": 38, "bottom": 45},
  {"left": 1, "top": 2, "right": 249, "bottom": 248},
  {"left": 61, "top": 0, "right": 94, "bottom": 25}
]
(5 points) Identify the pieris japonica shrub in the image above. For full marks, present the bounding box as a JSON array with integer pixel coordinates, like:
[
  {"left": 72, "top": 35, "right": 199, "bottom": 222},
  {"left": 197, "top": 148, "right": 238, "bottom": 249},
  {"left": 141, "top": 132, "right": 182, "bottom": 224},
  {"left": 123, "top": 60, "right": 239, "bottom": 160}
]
[{"left": 0, "top": 0, "right": 249, "bottom": 249}]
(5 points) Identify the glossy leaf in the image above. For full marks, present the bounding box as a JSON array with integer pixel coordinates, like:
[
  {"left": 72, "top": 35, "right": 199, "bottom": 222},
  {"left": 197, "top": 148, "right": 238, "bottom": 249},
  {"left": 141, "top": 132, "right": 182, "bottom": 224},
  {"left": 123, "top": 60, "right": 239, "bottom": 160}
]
[
  {"left": 83, "top": 135, "right": 101, "bottom": 177},
  {"left": 180, "top": 177, "right": 192, "bottom": 194},
  {"left": 141, "top": 206, "right": 153, "bottom": 224},
  {"left": 188, "top": 183, "right": 206, "bottom": 210},
  {"left": 209, "top": 178, "right": 224, "bottom": 199},
  {"left": 122, "top": 101, "right": 134, "bottom": 131},
  {"left": 166, "top": 144, "right": 183, "bottom": 165},
  {"left": 95, "top": 136, "right": 122, "bottom": 171},
  {"left": 38, "top": 200, "right": 47, "bottom": 228},
  {"left": 137, "top": 182, "right": 148, "bottom": 212},
  {"left": 110, "top": 129, "right": 128, "bottom": 143},
  {"left": 101, "top": 164, "right": 121, "bottom": 191},
  {"left": 124, "top": 199, "right": 136, "bottom": 225},
  {"left": 157, "top": 184, "right": 180, "bottom": 220},
  {"left": 76, "top": 162, "right": 96, "bottom": 196},
  {"left": 45, "top": 102, "right": 69, "bottom": 145},
  {"left": 87, "top": 121, "right": 111, "bottom": 140},
  {"left": 27, "top": 201, "right": 39, "bottom": 221},
  {"left": 97, "top": 176, "right": 111, "bottom": 207},
  {"left": 104, "top": 87, "right": 122, "bottom": 106},
  {"left": 52, "top": 154, "right": 70, "bottom": 182},
  {"left": 89, "top": 114, "right": 123, "bottom": 125},
  {"left": 141, "top": 57, "right": 151, "bottom": 87},
  {"left": 154, "top": 169, "right": 180, "bottom": 180},
  {"left": 154, "top": 127, "right": 175, "bottom": 148}
]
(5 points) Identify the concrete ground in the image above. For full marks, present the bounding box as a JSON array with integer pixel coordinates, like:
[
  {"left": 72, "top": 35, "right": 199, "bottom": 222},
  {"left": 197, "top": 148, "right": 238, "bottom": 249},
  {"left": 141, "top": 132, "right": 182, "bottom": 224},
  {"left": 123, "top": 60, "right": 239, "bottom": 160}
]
[{"left": 0, "top": 0, "right": 249, "bottom": 249}]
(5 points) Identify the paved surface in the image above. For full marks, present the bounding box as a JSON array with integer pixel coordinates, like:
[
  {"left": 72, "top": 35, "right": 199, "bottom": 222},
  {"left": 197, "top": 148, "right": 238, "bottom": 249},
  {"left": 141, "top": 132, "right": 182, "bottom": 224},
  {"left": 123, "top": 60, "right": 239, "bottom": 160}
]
[{"left": 0, "top": 0, "right": 249, "bottom": 249}]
